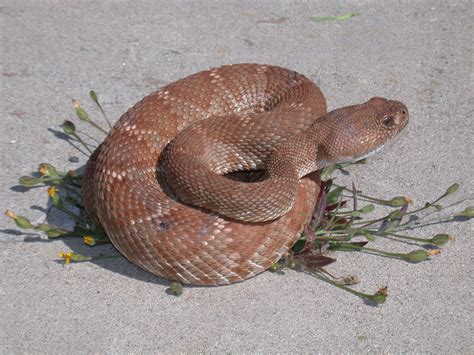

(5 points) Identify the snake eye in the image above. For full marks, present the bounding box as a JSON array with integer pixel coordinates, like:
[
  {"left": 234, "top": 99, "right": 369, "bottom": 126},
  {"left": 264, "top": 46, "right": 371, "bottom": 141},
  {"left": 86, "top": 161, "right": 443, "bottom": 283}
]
[{"left": 382, "top": 115, "right": 395, "bottom": 127}]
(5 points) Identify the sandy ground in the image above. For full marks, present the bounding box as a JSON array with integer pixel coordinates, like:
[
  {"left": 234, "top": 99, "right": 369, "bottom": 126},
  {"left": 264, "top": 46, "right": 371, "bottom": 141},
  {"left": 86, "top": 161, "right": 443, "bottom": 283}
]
[{"left": 1, "top": 0, "right": 473, "bottom": 353}]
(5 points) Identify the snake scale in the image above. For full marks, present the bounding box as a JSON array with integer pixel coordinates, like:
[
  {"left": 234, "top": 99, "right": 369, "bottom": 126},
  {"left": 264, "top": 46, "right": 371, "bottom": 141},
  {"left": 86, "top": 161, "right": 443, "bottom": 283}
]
[{"left": 82, "top": 64, "right": 408, "bottom": 285}]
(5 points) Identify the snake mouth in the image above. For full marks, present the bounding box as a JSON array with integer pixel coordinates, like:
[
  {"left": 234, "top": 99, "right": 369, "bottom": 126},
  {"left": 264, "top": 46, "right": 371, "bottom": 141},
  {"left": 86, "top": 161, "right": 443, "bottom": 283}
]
[{"left": 337, "top": 143, "right": 386, "bottom": 164}]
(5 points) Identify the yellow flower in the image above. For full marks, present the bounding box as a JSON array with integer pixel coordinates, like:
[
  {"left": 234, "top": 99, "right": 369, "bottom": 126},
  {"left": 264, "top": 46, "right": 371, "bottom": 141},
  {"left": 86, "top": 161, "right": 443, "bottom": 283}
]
[
  {"left": 38, "top": 165, "right": 49, "bottom": 177},
  {"left": 405, "top": 197, "right": 414, "bottom": 204},
  {"left": 83, "top": 236, "right": 95, "bottom": 246},
  {"left": 72, "top": 99, "right": 80, "bottom": 109},
  {"left": 4, "top": 210, "right": 17, "bottom": 219},
  {"left": 47, "top": 186, "right": 59, "bottom": 197},
  {"left": 58, "top": 252, "right": 73, "bottom": 265},
  {"left": 429, "top": 249, "right": 441, "bottom": 256}
]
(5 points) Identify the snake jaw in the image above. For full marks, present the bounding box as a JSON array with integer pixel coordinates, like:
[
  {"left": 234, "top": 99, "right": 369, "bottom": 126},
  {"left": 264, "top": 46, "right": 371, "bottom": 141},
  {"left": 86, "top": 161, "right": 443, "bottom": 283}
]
[{"left": 339, "top": 142, "right": 387, "bottom": 164}]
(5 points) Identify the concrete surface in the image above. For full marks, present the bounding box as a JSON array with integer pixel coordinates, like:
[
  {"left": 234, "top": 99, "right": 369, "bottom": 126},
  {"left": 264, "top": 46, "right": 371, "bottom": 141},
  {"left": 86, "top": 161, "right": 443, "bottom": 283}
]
[{"left": 1, "top": 0, "right": 473, "bottom": 353}]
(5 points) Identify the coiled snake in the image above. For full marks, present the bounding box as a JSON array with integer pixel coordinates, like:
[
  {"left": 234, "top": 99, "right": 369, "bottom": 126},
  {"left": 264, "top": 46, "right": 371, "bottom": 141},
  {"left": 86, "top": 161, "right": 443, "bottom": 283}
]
[{"left": 82, "top": 64, "right": 408, "bottom": 285}]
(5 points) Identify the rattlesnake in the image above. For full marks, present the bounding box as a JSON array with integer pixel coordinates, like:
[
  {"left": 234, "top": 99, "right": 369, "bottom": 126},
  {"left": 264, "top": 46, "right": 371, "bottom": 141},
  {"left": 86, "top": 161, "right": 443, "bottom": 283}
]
[{"left": 82, "top": 64, "right": 408, "bottom": 285}]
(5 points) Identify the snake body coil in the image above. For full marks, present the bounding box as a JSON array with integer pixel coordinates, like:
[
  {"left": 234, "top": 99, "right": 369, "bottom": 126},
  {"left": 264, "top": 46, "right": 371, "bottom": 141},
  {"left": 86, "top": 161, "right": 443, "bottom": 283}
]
[{"left": 83, "top": 64, "right": 408, "bottom": 285}]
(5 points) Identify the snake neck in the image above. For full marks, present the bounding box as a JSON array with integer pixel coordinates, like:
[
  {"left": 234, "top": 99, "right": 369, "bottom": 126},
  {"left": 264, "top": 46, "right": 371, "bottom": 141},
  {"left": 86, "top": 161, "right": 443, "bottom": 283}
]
[
  {"left": 266, "top": 131, "right": 321, "bottom": 179},
  {"left": 267, "top": 117, "right": 351, "bottom": 179}
]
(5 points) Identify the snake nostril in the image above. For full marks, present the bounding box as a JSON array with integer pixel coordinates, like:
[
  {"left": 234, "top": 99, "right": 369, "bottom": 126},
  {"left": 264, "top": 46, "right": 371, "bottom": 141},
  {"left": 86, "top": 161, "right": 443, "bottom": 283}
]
[{"left": 401, "top": 109, "right": 407, "bottom": 116}]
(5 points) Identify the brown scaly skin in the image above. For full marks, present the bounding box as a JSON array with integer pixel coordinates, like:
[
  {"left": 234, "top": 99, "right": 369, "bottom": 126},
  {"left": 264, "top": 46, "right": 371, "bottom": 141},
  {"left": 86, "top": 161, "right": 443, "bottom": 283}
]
[
  {"left": 82, "top": 64, "right": 408, "bottom": 285},
  {"left": 162, "top": 97, "right": 408, "bottom": 222}
]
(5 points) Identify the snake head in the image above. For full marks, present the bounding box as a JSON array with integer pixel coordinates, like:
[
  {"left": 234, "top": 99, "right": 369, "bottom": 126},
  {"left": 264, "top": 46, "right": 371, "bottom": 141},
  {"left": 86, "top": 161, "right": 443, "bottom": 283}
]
[{"left": 320, "top": 97, "right": 409, "bottom": 163}]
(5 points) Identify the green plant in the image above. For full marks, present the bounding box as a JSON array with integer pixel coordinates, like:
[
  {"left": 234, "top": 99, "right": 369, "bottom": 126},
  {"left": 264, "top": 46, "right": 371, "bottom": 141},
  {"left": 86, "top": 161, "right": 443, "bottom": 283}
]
[{"left": 5, "top": 92, "right": 473, "bottom": 303}]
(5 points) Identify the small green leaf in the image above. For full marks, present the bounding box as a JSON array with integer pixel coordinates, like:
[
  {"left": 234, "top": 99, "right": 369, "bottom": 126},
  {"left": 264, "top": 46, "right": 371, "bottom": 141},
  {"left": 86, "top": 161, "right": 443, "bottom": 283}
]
[
  {"left": 359, "top": 204, "right": 375, "bottom": 213},
  {"left": 167, "top": 282, "right": 184, "bottom": 296},
  {"left": 36, "top": 223, "right": 52, "bottom": 232},
  {"left": 326, "top": 186, "right": 344, "bottom": 204},
  {"left": 62, "top": 120, "right": 76, "bottom": 135},
  {"left": 351, "top": 210, "right": 361, "bottom": 217},
  {"left": 75, "top": 106, "right": 90, "bottom": 122},
  {"left": 335, "top": 162, "right": 352, "bottom": 169},
  {"left": 89, "top": 90, "right": 98, "bottom": 103},
  {"left": 15, "top": 215, "right": 33, "bottom": 229},
  {"left": 446, "top": 183, "right": 460, "bottom": 195},
  {"left": 368, "top": 287, "right": 388, "bottom": 304},
  {"left": 46, "top": 229, "right": 68, "bottom": 238},
  {"left": 19, "top": 176, "right": 41, "bottom": 187},
  {"left": 320, "top": 164, "right": 337, "bottom": 181},
  {"left": 70, "top": 253, "right": 93, "bottom": 262},
  {"left": 49, "top": 192, "right": 61, "bottom": 207},
  {"left": 430, "top": 234, "right": 451, "bottom": 246},
  {"left": 402, "top": 250, "right": 431, "bottom": 262},
  {"left": 387, "top": 196, "right": 408, "bottom": 207},
  {"left": 458, "top": 207, "right": 474, "bottom": 218},
  {"left": 387, "top": 210, "right": 403, "bottom": 220}
]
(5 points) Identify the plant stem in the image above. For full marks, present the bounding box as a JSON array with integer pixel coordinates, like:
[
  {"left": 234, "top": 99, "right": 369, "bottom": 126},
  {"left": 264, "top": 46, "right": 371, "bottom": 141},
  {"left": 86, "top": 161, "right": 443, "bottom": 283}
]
[
  {"left": 70, "top": 132, "right": 93, "bottom": 154},
  {"left": 333, "top": 184, "right": 389, "bottom": 205},
  {"left": 324, "top": 198, "right": 345, "bottom": 231},
  {"left": 87, "top": 120, "right": 109, "bottom": 135},
  {"left": 383, "top": 232, "right": 433, "bottom": 244},
  {"left": 303, "top": 267, "right": 385, "bottom": 304},
  {"left": 330, "top": 242, "right": 406, "bottom": 260},
  {"left": 74, "top": 255, "right": 122, "bottom": 263}
]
